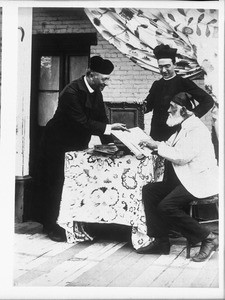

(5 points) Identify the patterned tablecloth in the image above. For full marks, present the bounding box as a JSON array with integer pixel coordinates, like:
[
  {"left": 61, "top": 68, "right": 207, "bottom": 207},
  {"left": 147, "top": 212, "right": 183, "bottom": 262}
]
[{"left": 57, "top": 150, "right": 157, "bottom": 249}]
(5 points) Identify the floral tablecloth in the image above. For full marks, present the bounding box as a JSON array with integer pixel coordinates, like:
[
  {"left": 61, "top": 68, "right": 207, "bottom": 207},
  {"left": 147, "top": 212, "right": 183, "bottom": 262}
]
[{"left": 57, "top": 150, "right": 157, "bottom": 249}]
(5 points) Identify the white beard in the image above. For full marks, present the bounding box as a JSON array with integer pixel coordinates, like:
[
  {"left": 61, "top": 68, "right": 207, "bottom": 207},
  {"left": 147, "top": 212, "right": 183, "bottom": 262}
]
[{"left": 166, "top": 115, "right": 183, "bottom": 127}]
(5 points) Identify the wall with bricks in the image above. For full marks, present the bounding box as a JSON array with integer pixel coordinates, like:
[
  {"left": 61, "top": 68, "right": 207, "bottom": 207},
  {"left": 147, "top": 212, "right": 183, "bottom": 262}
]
[
  {"left": 32, "top": 8, "right": 156, "bottom": 104},
  {"left": 32, "top": 8, "right": 213, "bottom": 132},
  {"left": 0, "top": 8, "right": 213, "bottom": 133}
]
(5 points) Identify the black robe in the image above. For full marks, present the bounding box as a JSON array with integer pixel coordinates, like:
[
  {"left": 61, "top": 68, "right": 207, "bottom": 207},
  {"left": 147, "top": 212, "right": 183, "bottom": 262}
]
[
  {"left": 144, "top": 75, "right": 214, "bottom": 141},
  {"left": 34, "top": 76, "right": 113, "bottom": 228}
]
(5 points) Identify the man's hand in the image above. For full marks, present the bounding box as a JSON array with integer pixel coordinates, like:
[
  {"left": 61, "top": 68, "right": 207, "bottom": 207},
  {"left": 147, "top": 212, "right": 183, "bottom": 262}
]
[
  {"left": 133, "top": 99, "right": 144, "bottom": 105},
  {"left": 111, "top": 123, "right": 130, "bottom": 131},
  {"left": 133, "top": 99, "right": 147, "bottom": 112},
  {"left": 139, "top": 138, "right": 159, "bottom": 150}
]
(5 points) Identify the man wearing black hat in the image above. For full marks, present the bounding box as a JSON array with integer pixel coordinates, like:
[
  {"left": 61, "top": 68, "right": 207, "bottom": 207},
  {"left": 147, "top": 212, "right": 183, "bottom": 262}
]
[
  {"left": 144, "top": 44, "right": 214, "bottom": 141},
  {"left": 35, "top": 56, "right": 128, "bottom": 242},
  {"left": 137, "top": 92, "right": 218, "bottom": 262}
]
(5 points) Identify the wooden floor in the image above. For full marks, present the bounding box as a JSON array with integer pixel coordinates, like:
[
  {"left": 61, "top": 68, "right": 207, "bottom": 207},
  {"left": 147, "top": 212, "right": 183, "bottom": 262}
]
[{"left": 14, "top": 221, "right": 219, "bottom": 288}]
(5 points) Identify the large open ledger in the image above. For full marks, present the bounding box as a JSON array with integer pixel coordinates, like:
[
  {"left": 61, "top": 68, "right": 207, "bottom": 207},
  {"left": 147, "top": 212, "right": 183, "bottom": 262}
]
[{"left": 112, "top": 127, "right": 152, "bottom": 158}]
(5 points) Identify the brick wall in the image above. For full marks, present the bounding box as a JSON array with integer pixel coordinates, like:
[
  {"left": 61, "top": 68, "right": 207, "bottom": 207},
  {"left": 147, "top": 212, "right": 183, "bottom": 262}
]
[
  {"left": 0, "top": 8, "right": 211, "bottom": 132},
  {"left": 32, "top": 8, "right": 213, "bottom": 131},
  {"left": 32, "top": 8, "right": 157, "bottom": 103}
]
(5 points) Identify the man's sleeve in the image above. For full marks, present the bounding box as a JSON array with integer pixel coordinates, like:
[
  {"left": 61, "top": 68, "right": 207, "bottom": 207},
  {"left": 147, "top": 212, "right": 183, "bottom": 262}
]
[
  {"left": 183, "top": 78, "right": 214, "bottom": 118},
  {"left": 144, "top": 81, "right": 158, "bottom": 113},
  {"left": 157, "top": 129, "right": 202, "bottom": 165},
  {"left": 60, "top": 91, "right": 107, "bottom": 136}
]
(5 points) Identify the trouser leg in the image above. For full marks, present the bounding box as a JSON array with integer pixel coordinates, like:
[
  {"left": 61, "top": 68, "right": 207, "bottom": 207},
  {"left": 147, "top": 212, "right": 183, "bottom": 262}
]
[
  {"left": 43, "top": 178, "right": 64, "bottom": 228},
  {"left": 44, "top": 150, "right": 65, "bottom": 229},
  {"left": 142, "top": 181, "right": 175, "bottom": 238},
  {"left": 158, "top": 185, "right": 210, "bottom": 244},
  {"left": 36, "top": 142, "right": 65, "bottom": 230}
]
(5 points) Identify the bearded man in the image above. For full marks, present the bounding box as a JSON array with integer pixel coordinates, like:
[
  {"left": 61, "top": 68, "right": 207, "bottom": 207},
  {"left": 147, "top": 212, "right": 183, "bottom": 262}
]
[{"left": 137, "top": 92, "right": 218, "bottom": 262}]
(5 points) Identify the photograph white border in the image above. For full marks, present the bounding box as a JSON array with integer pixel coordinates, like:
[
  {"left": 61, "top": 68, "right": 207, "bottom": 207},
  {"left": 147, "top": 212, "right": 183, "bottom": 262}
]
[{"left": 0, "top": 0, "right": 224, "bottom": 299}]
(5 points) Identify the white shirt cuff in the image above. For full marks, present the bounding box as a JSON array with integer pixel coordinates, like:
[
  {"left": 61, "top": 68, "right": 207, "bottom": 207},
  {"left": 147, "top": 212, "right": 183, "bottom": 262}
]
[
  {"left": 104, "top": 124, "right": 112, "bottom": 135},
  {"left": 157, "top": 142, "right": 166, "bottom": 156}
]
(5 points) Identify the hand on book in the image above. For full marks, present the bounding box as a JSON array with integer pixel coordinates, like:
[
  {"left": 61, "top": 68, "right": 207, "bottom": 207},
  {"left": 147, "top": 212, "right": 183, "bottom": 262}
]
[
  {"left": 139, "top": 138, "right": 158, "bottom": 151},
  {"left": 111, "top": 123, "right": 130, "bottom": 132}
]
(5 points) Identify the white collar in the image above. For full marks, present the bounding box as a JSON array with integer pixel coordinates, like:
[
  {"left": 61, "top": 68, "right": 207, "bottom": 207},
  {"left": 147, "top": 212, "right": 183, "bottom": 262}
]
[
  {"left": 163, "top": 74, "right": 176, "bottom": 81},
  {"left": 84, "top": 76, "right": 94, "bottom": 93}
]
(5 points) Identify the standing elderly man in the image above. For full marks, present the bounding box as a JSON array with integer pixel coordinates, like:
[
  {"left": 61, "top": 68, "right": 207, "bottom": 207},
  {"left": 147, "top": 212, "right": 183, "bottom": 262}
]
[
  {"left": 138, "top": 92, "right": 218, "bottom": 262},
  {"left": 35, "top": 56, "right": 128, "bottom": 242},
  {"left": 144, "top": 44, "right": 214, "bottom": 141}
]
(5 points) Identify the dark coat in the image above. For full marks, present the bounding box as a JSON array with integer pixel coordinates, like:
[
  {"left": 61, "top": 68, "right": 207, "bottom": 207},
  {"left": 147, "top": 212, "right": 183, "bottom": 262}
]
[
  {"left": 44, "top": 75, "right": 113, "bottom": 152},
  {"left": 145, "top": 75, "right": 214, "bottom": 141},
  {"left": 35, "top": 76, "right": 113, "bottom": 228}
]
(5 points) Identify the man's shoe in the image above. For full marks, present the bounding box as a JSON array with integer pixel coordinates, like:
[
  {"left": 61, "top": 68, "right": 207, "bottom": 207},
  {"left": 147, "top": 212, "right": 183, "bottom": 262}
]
[
  {"left": 191, "top": 233, "right": 218, "bottom": 262},
  {"left": 136, "top": 238, "right": 170, "bottom": 255},
  {"left": 46, "top": 224, "right": 67, "bottom": 242},
  {"left": 42, "top": 225, "right": 52, "bottom": 234},
  {"left": 48, "top": 230, "right": 67, "bottom": 242}
]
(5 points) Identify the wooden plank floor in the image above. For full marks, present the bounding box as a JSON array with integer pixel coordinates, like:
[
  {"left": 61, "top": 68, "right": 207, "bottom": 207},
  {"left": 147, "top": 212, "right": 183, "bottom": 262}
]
[{"left": 14, "top": 221, "right": 219, "bottom": 288}]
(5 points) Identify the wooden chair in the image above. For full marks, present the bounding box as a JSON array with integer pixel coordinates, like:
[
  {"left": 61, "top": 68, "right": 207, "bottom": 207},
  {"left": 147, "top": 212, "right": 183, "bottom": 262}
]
[{"left": 186, "top": 194, "right": 219, "bottom": 259}]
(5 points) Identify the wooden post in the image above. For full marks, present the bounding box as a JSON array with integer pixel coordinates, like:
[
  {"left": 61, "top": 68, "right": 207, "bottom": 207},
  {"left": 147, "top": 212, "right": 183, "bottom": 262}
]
[
  {"left": 15, "top": 8, "right": 33, "bottom": 222},
  {"left": 0, "top": 2, "right": 18, "bottom": 286},
  {"left": 16, "top": 7, "right": 33, "bottom": 177}
]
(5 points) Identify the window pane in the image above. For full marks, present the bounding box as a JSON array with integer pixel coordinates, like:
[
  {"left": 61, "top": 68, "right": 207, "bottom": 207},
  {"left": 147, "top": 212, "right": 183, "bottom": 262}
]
[
  {"left": 38, "top": 92, "right": 59, "bottom": 126},
  {"left": 69, "top": 56, "right": 88, "bottom": 81},
  {"left": 39, "top": 56, "right": 59, "bottom": 90}
]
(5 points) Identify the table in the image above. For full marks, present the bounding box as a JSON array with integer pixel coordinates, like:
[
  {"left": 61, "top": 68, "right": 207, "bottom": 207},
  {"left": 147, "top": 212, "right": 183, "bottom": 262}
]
[{"left": 57, "top": 150, "right": 157, "bottom": 249}]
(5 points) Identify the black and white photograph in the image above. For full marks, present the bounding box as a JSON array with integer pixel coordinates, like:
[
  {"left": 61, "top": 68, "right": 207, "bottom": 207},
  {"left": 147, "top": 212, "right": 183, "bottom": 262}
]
[{"left": 0, "top": 0, "right": 224, "bottom": 299}]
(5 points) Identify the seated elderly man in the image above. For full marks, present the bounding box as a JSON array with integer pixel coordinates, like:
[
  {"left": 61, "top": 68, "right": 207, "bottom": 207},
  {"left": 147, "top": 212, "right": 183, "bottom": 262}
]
[{"left": 138, "top": 92, "right": 218, "bottom": 262}]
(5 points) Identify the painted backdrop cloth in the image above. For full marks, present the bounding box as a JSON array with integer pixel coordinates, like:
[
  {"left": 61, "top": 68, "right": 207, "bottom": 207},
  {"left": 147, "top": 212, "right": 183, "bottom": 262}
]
[
  {"left": 85, "top": 8, "right": 218, "bottom": 81},
  {"left": 57, "top": 150, "right": 156, "bottom": 249},
  {"left": 85, "top": 7, "right": 219, "bottom": 138}
]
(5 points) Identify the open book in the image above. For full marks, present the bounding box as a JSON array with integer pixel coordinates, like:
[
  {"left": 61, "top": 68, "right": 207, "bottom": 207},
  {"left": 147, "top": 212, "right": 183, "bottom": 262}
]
[{"left": 112, "top": 127, "right": 152, "bottom": 158}]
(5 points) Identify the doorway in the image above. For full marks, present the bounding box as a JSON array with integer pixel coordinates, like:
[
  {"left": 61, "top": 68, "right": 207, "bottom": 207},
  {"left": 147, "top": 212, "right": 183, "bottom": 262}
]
[{"left": 29, "top": 33, "right": 96, "bottom": 218}]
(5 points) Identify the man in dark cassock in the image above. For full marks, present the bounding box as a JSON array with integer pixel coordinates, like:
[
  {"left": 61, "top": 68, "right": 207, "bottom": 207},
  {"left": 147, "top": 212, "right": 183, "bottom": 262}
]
[
  {"left": 144, "top": 44, "right": 215, "bottom": 141},
  {"left": 35, "top": 56, "right": 129, "bottom": 242}
]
